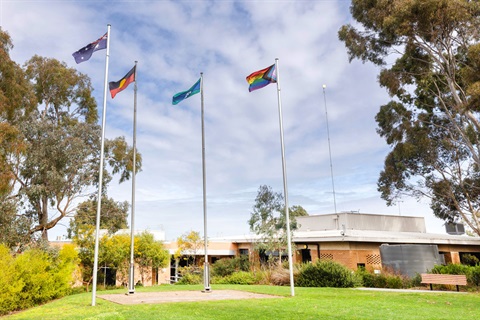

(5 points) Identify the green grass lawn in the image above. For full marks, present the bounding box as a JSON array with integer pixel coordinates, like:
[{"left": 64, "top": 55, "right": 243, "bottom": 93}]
[{"left": 4, "top": 285, "right": 480, "bottom": 320}]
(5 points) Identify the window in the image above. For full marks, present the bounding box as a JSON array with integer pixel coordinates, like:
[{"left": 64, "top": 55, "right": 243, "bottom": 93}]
[
  {"left": 239, "top": 249, "right": 249, "bottom": 256},
  {"left": 301, "top": 249, "right": 312, "bottom": 263}
]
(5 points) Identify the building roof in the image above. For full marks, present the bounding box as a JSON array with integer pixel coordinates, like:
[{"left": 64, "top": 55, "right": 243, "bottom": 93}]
[
  {"left": 293, "top": 229, "right": 480, "bottom": 245},
  {"left": 209, "top": 213, "right": 480, "bottom": 246}
]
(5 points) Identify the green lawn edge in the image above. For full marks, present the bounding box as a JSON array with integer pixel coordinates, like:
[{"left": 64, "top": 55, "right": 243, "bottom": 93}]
[{"left": 4, "top": 285, "right": 480, "bottom": 320}]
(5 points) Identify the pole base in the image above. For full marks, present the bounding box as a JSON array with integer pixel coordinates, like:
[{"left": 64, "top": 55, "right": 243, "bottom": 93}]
[{"left": 201, "top": 287, "right": 212, "bottom": 293}]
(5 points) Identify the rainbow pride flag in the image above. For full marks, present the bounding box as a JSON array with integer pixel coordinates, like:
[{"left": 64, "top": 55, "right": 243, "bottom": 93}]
[{"left": 246, "top": 64, "right": 276, "bottom": 92}]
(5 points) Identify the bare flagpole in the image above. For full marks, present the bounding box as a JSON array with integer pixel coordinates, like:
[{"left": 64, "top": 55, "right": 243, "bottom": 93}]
[
  {"left": 322, "top": 85, "right": 337, "bottom": 213},
  {"left": 92, "top": 24, "right": 111, "bottom": 307},
  {"left": 200, "top": 72, "right": 211, "bottom": 292},
  {"left": 275, "top": 58, "right": 294, "bottom": 297},
  {"left": 128, "top": 61, "right": 138, "bottom": 295}
]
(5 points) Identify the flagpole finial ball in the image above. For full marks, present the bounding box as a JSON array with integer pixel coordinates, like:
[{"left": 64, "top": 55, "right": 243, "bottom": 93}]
[{"left": 322, "top": 84, "right": 326, "bottom": 89}]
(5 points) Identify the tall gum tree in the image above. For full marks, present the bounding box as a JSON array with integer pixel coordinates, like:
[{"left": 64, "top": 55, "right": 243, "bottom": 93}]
[
  {"left": 0, "top": 29, "right": 36, "bottom": 248},
  {"left": 338, "top": 0, "right": 480, "bottom": 235},
  {"left": 1, "top": 33, "right": 141, "bottom": 243}
]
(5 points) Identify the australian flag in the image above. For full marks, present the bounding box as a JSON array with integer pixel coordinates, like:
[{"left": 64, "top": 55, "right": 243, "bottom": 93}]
[{"left": 72, "top": 32, "right": 107, "bottom": 64}]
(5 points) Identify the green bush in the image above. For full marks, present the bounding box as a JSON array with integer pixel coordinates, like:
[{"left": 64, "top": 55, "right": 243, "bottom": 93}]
[
  {"left": 385, "top": 275, "right": 403, "bottom": 289},
  {"left": 0, "top": 244, "right": 79, "bottom": 316},
  {"left": 462, "top": 254, "right": 479, "bottom": 266},
  {"left": 15, "top": 249, "right": 59, "bottom": 309},
  {"left": 176, "top": 273, "right": 202, "bottom": 285},
  {"left": 355, "top": 269, "right": 409, "bottom": 289},
  {"left": 430, "top": 264, "right": 470, "bottom": 275},
  {"left": 0, "top": 245, "right": 23, "bottom": 316},
  {"left": 410, "top": 273, "right": 422, "bottom": 287},
  {"left": 359, "top": 270, "right": 375, "bottom": 287},
  {"left": 50, "top": 244, "right": 79, "bottom": 295},
  {"left": 176, "top": 267, "right": 203, "bottom": 285},
  {"left": 429, "top": 264, "right": 480, "bottom": 288},
  {"left": 211, "top": 256, "right": 250, "bottom": 277},
  {"left": 296, "top": 260, "right": 360, "bottom": 288},
  {"left": 214, "top": 271, "right": 256, "bottom": 285},
  {"left": 373, "top": 273, "right": 387, "bottom": 288},
  {"left": 469, "top": 266, "right": 480, "bottom": 286}
]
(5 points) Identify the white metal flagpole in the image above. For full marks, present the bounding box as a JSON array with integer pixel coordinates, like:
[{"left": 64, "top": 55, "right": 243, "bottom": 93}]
[
  {"left": 274, "top": 58, "right": 295, "bottom": 297},
  {"left": 200, "top": 72, "right": 211, "bottom": 292},
  {"left": 92, "top": 24, "right": 111, "bottom": 307},
  {"left": 322, "top": 85, "right": 337, "bottom": 213},
  {"left": 128, "top": 61, "right": 138, "bottom": 295}
]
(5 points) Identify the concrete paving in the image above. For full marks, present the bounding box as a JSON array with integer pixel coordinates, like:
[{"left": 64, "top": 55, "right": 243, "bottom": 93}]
[{"left": 99, "top": 289, "right": 283, "bottom": 305}]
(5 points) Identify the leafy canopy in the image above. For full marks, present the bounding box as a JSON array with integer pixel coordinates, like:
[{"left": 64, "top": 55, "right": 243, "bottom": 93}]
[
  {"left": 339, "top": 0, "right": 480, "bottom": 235},
  {"left": 0, "top": 29, "right": 140, "bottom": 244},
  {"left": 248, "top": 185, "right": 308, "bottom": 262}
]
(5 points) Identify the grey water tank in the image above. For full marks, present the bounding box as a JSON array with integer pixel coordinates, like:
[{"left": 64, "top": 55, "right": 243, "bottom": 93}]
[{"left": 379, "top": 244, "right": 444, "bottom": 278}]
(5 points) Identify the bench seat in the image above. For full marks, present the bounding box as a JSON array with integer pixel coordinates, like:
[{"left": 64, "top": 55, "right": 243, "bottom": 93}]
[{"left": 421, "top": 273, "right": 467, "bottom": 291}]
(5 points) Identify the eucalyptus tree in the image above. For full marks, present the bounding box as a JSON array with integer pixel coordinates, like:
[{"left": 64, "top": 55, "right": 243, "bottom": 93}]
[
  {"left": 67, "top": 196, "right": 129, "bottom": 239},
  {"left": 0, "top": 29, "right": 36, "bottom": 248},
  {"left": 1, "top": 31, "right": 140, "bottom": 243},
  {"left": 339, "top": 0, "right": 480, "bottom": 235},
  {"left": 248, "top": 185, "right": 308, "bottom": 264}
]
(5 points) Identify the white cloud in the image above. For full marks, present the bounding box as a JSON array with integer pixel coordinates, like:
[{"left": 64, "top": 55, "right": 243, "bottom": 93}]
[{"left": 1, "top": 0, "right": 446, "bottom": 241}]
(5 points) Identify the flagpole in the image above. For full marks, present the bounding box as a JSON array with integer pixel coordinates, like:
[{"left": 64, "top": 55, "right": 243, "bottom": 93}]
[
  {"left": 275, "top": 58, "right": 295, "bottom": 297},
  {"left": 92, "top": 24, "right": 111, "bottom": 307},
  {"left": 322, "top": 85, "right": 337, "bottom": 213},
  {"left": 128, "top": 61, "right": 138, "bottom": 295},
  {"left": 200, "top": 72, "right": 211, "bottom": 293}
]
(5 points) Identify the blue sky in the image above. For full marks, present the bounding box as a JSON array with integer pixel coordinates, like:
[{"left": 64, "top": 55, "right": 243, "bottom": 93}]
[{"left": 1, "top": 0, "right": 446, "bottom": 241}]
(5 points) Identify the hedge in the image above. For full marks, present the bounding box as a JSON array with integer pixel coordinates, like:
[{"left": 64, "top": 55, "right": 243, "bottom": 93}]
[{"left": 0, "top": 244, "right": 78, "bottom": 316}]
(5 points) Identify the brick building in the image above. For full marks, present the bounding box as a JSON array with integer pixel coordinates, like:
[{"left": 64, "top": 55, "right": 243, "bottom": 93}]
[{"left": 199, "top": 213, "right": 480, "bottom": 277}]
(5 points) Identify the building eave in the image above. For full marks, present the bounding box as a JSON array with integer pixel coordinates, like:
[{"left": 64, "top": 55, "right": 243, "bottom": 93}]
[{"left": 293, "top": 229, "right": 480, "bottom": 245}]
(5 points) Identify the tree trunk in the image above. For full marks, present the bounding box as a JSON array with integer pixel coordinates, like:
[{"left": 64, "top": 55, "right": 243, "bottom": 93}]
[{"left": 40, "top": 196, "right": 49, "bottom": 241}]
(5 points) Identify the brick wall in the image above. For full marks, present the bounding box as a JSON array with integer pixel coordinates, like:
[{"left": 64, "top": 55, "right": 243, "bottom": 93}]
[{"left": 317, "top": 249, "right": 381, "bottom": 270}]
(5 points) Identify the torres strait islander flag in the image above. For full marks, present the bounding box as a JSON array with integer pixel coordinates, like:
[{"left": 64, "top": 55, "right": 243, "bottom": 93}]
[
  {"left": 109, "top": 66, "right": 136, "bottom": 99},
  {"left": 172, "top": 78, "right": 201, "bottom": 105},
  {"left": 246, "top": 64, "right": 277, "bottom": 92},
  {"left": 72, "top": 33, "right": 107, "bottom": 64}
]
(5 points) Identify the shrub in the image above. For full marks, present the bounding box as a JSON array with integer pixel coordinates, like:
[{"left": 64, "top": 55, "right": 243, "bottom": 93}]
[
  {"left": 215, "top": 271, "right": 255, "bottom": 285},
  {"left": 429, "top": 264, "right": 480, "bottom": 288},
  {"left": 0, "top": 244, "right": 79, "bottom": 316},
  {"left": 296, "top": 260, "right": 360, "bottom": 288},
  {"left": 211, "top": 256, "right": 250, "bottom": 277},
  {"left": 50, "top": 244, "right": 80, "bottom": 294},
  {"left": 176, "top": 273, "right": 202, "bottom": 285},
  {"left": 430, "top": 264, "right": 470, "bottom": 275},
  {"left": 373, "top": 274, "right": 387, "bottom": 288},
  {"left": 270, "top": 267, "right": 291, "bottom": 286},
  {"left": 357, "top": 269, "right": 376, "bottom": 287},
  {"left": 410, "top": 273, "right": 422, "bottom": 287},
  {"left": 0, "top": 245, "right": 22, "bottom": 316},
  {"left": 176, "top": 266, "right": 202, "bottom": 285},
  {"left": 355, "top": 269, "right": 410, "bottom": 289},
  {"left": 385, "top": 275, "right": 403, "bottom": 289},
  {"left": 15, "top": 248, "right": 58, "bottom": 309},
  {"left": 462, "top": 254, "right": 479, "bottom": 266},
  {"left": 469, "top": 266, "right": 480, "bottom": 286},
  {"left": 251, "top": 269, "right": 271, "bottom": 285}
]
